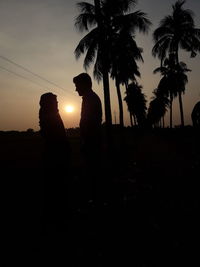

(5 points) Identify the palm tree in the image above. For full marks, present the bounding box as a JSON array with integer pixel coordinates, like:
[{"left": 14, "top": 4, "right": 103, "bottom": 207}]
[
  {"left": 152, "top": 0, "right": 200, "bottom": 126},
  {"left": 107, "top": 0, "right": 151, "bottom": 128},
  {"left": 74, "top": 0, "right": 112, "bottom": 138},
  {"left": 110, "top": 31, "right": 143, "bottom": 127},
  {"left": 124, "top": 81, "right": 147, "bottom": 128},
  {"left": 153, "top": 57, "right": 176, "bottom": 128},
  {"left": 74, "top": 0, "right": 151, "bottom": 128},
  {"left": 153, "top": 54, "right": 190, "bottom": 127},
  {"left": 147, "top": 88, "right": 169, "bottom": 128}
]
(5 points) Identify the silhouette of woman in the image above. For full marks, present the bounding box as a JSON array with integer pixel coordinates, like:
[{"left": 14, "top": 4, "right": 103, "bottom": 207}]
[
  {"left": 39, "top": 92, "right": 70, "bottom": 166},
  {"left": 39, "top": 92, "right": 70, "bottom": 232}
]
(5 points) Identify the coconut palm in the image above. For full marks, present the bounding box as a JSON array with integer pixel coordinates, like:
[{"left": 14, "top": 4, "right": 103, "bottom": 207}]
[
  {"left": 74, "top": 0, "right": 151, "bottom": 128},
  {"left": 153, "top": 56, "right": 176, "bottom": 128},
  {"left": 152, "top": 0, "right": 200, "bottom": 126},
  {"left": 124, "top": 81, "right": 147, "bottom": 128},
  {"left": 109, "top": 31, "right": 143, "bottom": 127},
  {"left": 106, "top": 0, "right": 151, "bottom": 128},
  {"left": 147, "top": 99, "right": 161, "bottom": 128},
  {"left": 147, "top": 88, "right": 169, "bottom": 128},
  {"left": 74, "top": 0, "right": 112, "bottom": 133},
  {"left": 154, "top": 54, "right": 190, "bottom": 127}
]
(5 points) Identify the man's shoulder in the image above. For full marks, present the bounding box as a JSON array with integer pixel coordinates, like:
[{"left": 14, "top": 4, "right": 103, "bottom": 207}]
[{"left": 85, "top": 90, "right": 101, "bottom": 102}]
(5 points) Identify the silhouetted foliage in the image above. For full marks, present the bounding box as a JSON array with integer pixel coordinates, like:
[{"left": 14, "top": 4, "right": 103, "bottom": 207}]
[
  {"left": 147, "top": 89, "right": 169, "bottom": 128},
  {"left": 74, "top": 0, "right": 151, "bottom": 128},
  {"left": 124, "top": 81, "right": 147, "bottom": 128},
  {"left": 152, "top": 0, "right": 200, "bottom": 127},
  {"left": 153, "top": 54, "right": 190, "bottom": 127},
  {"left": 26, "top": 128, "right": 34, "bottom": 133},
  {"left": 152, "top": 0, "right": 200, "bottom": 64}
]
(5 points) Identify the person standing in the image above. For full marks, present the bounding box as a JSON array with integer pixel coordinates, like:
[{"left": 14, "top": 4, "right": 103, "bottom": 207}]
[
  {"left": 73, "top": 73, "right": 103, "bottom": 204},
  {"left": 39, "top": 92, "right": 70, "bottom": 232}
]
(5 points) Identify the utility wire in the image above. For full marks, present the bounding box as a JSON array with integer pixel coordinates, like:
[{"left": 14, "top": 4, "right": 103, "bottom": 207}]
[
  {"left": 0, "top": 55, "right": 76, "bottom": 96},
  {"left": 0, "top": 65, "right": 52, "bottom": 91}
]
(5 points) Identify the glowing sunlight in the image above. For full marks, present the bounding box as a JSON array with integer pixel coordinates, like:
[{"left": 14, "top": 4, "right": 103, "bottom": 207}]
[{"left": 64, "top": 105, "right": 74, "bottom": 113}]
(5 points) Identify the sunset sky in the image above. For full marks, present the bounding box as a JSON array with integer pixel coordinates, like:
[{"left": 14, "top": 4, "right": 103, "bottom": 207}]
[{"left": 0, "top": 0, "right": 199, "bottom": 131}]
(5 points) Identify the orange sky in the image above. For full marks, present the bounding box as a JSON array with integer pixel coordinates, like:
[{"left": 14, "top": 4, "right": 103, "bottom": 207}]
[{"left": 0, "top": 0, "right": 199, "bottom": 131}]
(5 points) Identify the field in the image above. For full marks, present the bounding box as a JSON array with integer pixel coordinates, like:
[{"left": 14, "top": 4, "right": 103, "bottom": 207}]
[{"left": 1, "top": 127, "right": 199, "bottom": 266}]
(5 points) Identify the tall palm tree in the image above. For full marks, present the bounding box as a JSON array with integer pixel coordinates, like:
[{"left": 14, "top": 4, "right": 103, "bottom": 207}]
[
  {"left": 74, "top": 0, "right": 151, "bottom": 128},
  {"left": 124, "top": 81, "right": 147, "bottom": 128},
  {"left": 153, "top": 56, "right": 176, "bottom": 128},
  {"left": 152, "top": 0, "right": 200, "bottom": 126},
  {"left": 110, "top": 31, "right": 143, "bottom": 127},
  {"left": 74, "top": 0, "right": 112, "bottom": 132},
  {"left": 94, "top": 0, "right": 112, "bottom": 133},
  {"left": 154, "top": 55, "right": 190, "bottom": 127},
  {"left": 106, "top": 0, "right": 151, "bottom": 128}
]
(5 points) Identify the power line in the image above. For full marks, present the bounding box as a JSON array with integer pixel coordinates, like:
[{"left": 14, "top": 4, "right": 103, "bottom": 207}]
[
  {"left": 0, "top": 55, "right": 76, "bottom": 96},
  {"left": 0, "top": 65, "right": 52, "bottom": 91},
  {"left": 0, "top": 55, "right": 66, "bottom": 91}
]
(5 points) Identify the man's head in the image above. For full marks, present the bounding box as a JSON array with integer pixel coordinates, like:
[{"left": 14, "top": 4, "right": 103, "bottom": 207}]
[{"left": 73, "top": 73, "right": 92, "bottom": 96}]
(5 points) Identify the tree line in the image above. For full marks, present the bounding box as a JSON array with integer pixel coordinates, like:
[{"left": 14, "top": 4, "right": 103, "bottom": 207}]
[{"left": 74, "top": 0, "right": 200, "bottom": 129}]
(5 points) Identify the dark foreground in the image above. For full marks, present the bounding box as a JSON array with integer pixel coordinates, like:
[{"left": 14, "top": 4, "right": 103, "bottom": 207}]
[{"left": 1, "top": 127, "right": 199, "bottom": 266}]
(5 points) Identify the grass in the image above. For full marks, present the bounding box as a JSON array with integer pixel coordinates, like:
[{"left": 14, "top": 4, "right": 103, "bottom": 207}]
[{"left": 1, "top": 127, "right": 199, "bottom": 266}]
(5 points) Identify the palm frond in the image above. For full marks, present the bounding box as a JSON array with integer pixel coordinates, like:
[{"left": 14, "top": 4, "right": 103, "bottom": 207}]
[
  {"left": 83, "top": 40, "right": 98, "bottom": 70},
  {"left": 75, "top": 13, "right": 96, "bottom": 32},
  {"left": 116, "top": 11, "right": 152, "bottom": 34},
  {"left": 74, "top": 28, "right": 98, "bottom": 59},
  {"left": 76, "top": 2, "right": 95, "bottom": 14}
]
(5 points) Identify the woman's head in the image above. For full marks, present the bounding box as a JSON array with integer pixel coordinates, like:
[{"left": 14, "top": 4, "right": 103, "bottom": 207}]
[{"left": 39, "top": 92, "right": 58, "bottom": 110}]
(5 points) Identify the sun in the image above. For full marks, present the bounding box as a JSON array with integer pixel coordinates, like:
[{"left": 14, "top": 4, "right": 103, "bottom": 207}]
[{"left": 65, "top": 105, "right": 74, "bottom": 113}]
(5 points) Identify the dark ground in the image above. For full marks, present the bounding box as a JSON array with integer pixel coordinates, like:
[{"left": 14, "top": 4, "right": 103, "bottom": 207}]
[{"left": 1, "top": 127, "right": 199, "bottom": 266}]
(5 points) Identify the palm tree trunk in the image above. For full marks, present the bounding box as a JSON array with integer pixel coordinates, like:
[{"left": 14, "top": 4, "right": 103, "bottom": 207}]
[
  {"left": 133, "top": 114, "right": 137, "bottom": 126},
  {"left": 102, "top": 68, "right": 112, "bottom": 126},
  {"left": 175, "top": 48, "right": 184, "bottom": 127},
  {"left": 94, "top": 0, "right": 113, "bottom": 150},
  {"left": 115, "top": 79, "right": 124, "bottom": 128},
  {"left": 125, "top": 82, "right": 133, "bottom": 126},
  {"left": 94, "top": 0, "right": 112, "bottom": 125},
  {"left": 178, "top": 91, "right": 184, "bottom": 127},
  {"left": 170, "top": 94, "right": 173, "bottom": 128},
  {"left": 130, "top": 112, "right": 133, "bottom": 127},
  {"left": 162, "top": 116, "right": 165, "bottom": 128}
]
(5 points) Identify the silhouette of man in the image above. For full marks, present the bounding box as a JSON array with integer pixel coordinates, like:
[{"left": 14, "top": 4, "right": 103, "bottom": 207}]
[
  {"left": 191, "top": 101, "right": 200, "bottom": 128},
  {"left": 73, "top": 73, "right": 102, "bottom": 162},
  {"left": 73, "top": 73, "right": 102, "bottom": 203}
]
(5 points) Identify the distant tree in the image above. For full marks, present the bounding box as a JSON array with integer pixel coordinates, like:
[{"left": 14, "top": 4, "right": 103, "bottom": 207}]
[
  {"left": 152, "top": 0, "right": 200, "bottom": 126},
  {"left": 110, "top": 31, "right": 143, "bottom": 128},
  {"left": 147, "top": 89, "right": 169, "bottom": 128},
  {"left": 124, "top": 81, "right": 147, "bottom": 128},
  {"left": 153, "top": 54, "right": 190, "bottom": 127},
  {"left": 26, "top": 128, "right": 34, "bottom": 133}
]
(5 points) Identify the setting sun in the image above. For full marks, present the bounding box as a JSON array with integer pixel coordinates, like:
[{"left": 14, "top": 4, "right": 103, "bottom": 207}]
[{"left": 65, "top": 105, "right": 74, "bottom": 113}]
